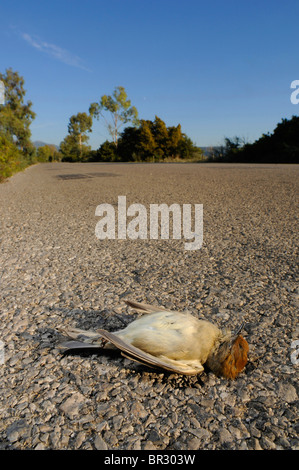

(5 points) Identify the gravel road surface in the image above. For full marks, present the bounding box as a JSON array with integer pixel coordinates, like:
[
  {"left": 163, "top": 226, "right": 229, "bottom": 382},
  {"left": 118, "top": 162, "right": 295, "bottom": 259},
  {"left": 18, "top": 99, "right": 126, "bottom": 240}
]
[{"left": 0, "top": 162, "right": 298, "bottom": 450}]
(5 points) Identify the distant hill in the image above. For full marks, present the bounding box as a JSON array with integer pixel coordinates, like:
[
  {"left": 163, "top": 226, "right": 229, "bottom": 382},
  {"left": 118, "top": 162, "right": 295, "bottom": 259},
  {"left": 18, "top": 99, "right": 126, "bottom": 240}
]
[{"left": 33, "top": 141, "right": 59, "bottom": 150}]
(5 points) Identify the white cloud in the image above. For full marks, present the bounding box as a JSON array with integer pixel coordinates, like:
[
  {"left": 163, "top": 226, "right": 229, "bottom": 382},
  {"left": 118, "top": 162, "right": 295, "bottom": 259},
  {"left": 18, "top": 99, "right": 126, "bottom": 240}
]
[{"left": 21, "top": 32, "right": 91, "bottom": 72}]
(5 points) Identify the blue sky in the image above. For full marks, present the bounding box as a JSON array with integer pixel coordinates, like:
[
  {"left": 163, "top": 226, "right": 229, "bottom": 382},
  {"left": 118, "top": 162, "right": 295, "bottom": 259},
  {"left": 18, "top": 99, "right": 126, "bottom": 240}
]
[{"left": 1, "top": 0, "right": 299, "bottom": 148}]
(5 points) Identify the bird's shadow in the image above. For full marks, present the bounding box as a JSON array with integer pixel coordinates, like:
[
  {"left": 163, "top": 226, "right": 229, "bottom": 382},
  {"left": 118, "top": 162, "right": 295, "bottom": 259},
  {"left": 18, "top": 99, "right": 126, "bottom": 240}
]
[{"left": 59, "top": 343, "right": 207, "bottom": 388}]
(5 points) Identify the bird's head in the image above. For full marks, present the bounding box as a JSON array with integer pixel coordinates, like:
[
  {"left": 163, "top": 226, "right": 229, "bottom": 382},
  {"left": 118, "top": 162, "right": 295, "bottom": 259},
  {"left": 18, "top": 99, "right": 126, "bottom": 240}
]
[
  {"left": 218, "top": 334, "right": 249, "bottom": 379},
  {"left": 206, "top": 324, "right": 249, "bottom": 379}
]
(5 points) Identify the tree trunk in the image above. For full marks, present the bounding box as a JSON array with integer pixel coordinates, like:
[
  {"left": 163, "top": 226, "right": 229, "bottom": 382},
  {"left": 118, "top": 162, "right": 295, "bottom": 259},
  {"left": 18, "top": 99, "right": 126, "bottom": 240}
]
[{"left": 79, "top": 133, "right": 82, "bottom": 157}]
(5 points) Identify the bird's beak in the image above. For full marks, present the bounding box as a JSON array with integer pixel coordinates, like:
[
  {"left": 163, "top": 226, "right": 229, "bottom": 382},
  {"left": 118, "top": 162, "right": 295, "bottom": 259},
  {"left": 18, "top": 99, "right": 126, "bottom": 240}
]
[
  {"left": 234, "top": 321, "right": 245, "bottom": 336},
  {"left": 231, "top": 322, "right": 246, "bottom": 343}
]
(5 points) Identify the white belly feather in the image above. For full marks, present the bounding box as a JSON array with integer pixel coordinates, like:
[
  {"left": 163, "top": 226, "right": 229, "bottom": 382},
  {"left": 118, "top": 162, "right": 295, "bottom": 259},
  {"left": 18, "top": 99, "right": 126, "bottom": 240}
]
[{"left": 116, "top": 310, "right": 221, "bottom": 364}]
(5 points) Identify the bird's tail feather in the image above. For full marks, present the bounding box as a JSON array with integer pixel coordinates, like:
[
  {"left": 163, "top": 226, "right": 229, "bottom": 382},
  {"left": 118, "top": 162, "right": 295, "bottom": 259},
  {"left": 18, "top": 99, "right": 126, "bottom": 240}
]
[
  {"left": 58, "top": 326, "right": 107, "bottom": 352},
  {"left": 60, "top": 327, "right": 103, "bottom": 343},
  {"left": 125, "top": 299, "right": 167, "bottom": 314},
  {"left": 58, "top": 340, "right": 102, "bottom": 352}
]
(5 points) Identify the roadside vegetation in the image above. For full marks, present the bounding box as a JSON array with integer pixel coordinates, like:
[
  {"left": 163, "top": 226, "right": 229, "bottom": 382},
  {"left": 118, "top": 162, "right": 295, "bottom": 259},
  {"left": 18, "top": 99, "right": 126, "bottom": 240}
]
[{"left": 1, "top": 68, "right": 298, "bottom": 181}]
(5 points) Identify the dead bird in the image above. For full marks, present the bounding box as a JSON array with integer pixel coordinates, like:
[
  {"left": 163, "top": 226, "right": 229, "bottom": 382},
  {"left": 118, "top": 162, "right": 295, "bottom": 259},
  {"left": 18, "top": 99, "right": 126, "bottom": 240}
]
[{"left": 58, "top": 300, "right": 249, "bottom": 379}]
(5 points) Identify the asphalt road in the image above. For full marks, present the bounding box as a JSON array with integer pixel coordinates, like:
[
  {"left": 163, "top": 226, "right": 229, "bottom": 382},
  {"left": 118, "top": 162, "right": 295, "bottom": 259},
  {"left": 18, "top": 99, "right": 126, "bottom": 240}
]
[{"left": 0, "top": 162, "right": 298, "bottom": 450}]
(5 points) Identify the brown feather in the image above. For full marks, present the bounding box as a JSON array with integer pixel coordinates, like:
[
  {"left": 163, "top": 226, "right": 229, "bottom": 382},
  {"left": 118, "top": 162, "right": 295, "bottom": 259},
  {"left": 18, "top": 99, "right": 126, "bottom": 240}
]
[{"left": 219, "top": 336, "right": 249, "bottom": 379}]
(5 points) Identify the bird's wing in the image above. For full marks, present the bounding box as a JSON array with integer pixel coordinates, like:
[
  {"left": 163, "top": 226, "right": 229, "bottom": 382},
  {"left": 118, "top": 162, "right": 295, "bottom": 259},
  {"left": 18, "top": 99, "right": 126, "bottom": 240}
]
[
  {"left": 125, "top": 299, "right": 168, "bottom": 314},
  {"left": 97, "top": 328, "right": 204, "bottom": 375}
]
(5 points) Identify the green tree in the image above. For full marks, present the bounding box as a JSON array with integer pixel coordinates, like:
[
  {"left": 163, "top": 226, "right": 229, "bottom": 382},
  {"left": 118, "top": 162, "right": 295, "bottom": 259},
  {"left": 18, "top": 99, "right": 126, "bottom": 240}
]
[
  {"left": 0, "top": 68, "right": 35, "bottom": 152},
  {"left": 177, "top": 135, "right": 195, "bottom": 159},
  {"left": 168, "top": 124, "right": 182, "bottom": 157},
  {"left": 36, "top": 144, "right": 59, "bottom": 162},
  {"left": 136, "top": 120, "right": 157, "bottom": 160},
  {"left": 117, "top": 116, "right": 197, "bottom": 161},
  {"left": 89, "top": 86, "right": 139, "bottom": 146},
  {"left": 151, "top": 116, "right": 169, "bottom": 158},
  {"left": 0, "top": 135, "right": 24, "bottom": 181},
  {"left": 117, "top": 127, "right": 139, "bottom": 161},
  {"left": 68, "top": 112, "right": 93, "bottom": 159},
  {"left": 0, "top": 69, "right": 36, "bottom": 180},
  {"left": 98, "top": 140, "right": 118, "bottom": 161},
  {"left": 215, "top": 116, "right": 299, "bottom": 163},
  {"left": 60, "top": 112, "right": 92, "bottom": 161},
  {"left": 60, "top": 134, "right": 82, "bottom": 161}
]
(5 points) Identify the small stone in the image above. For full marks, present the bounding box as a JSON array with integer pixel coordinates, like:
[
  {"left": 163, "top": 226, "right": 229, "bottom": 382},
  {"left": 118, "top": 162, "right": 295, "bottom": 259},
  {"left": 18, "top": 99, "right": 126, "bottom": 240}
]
[
  {"left": 188, "top": 437, "right": 201, "bottom": 449},
  {"left": 35, "top": 443, "right": 47, "bottom": 450},
  {"left": 143, "top": 440, "right": 157, "bottom": 450},
  {"left": 276, "top": 383, "right": 297, "bottom": 403},
  {"left": 94, "top": 435, "right": 108, "bottom": 450},
  {"left": 74, "top": 431, "right": 86, "bottom": 449},
  {"left": 218, "top": 428, "right": 233, "bottom": 444},
  {"left": 59, "top": 392, "right": 86, "bottom": 419},
  {"left": 147, "top": 429, "right": 162, "bottom": 444},
  {"left": 6, "top": 420, "right": 31, "bottom": 443},
  {"left": 260, "top": 436, "right": 276, "bottom": 450}
]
